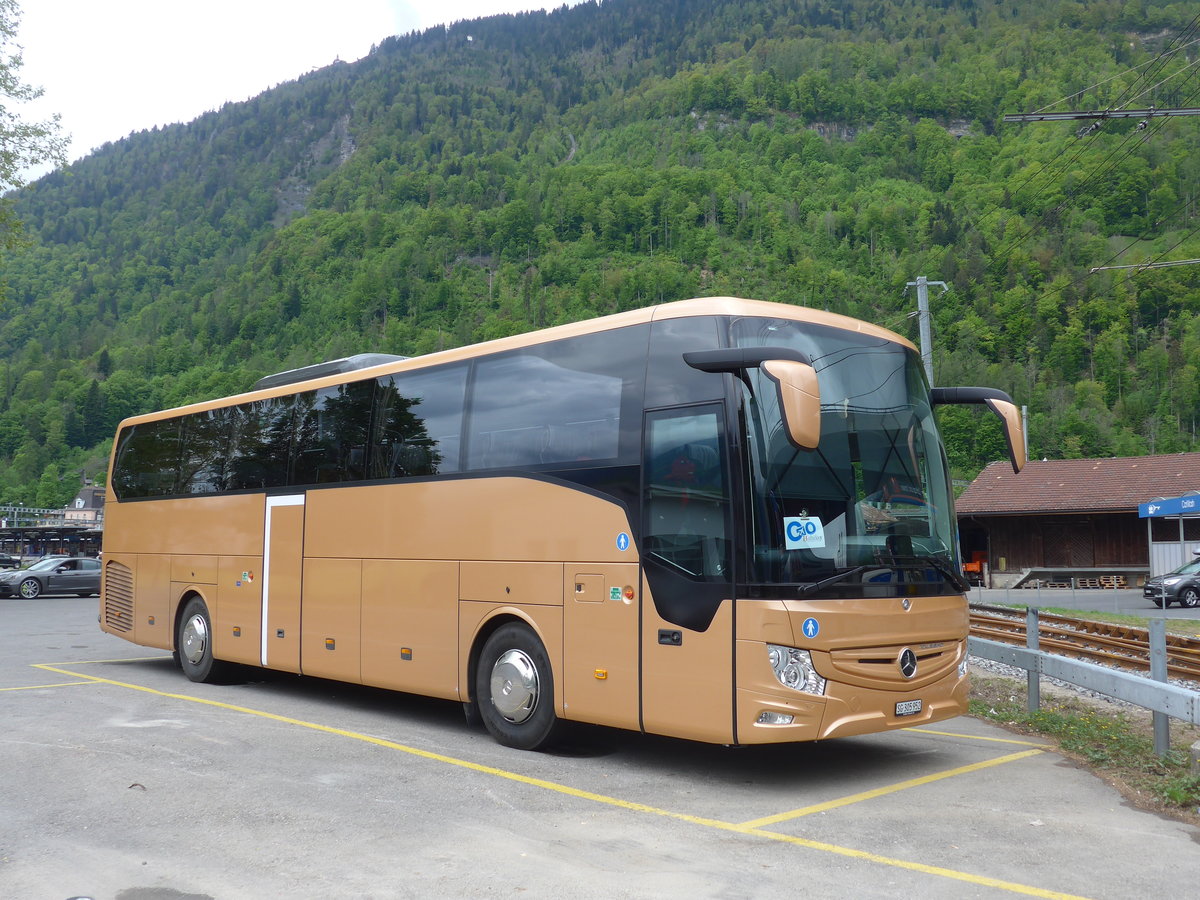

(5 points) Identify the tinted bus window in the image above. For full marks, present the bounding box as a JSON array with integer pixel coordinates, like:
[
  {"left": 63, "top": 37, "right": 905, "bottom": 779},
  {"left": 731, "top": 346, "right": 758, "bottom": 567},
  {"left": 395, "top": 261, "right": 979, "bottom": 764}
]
[
  {"left": 372, "top": 365, "right": 467, "bottom": 477},
  {"left": 467, "top": 329, "right": 643, "bottom": 471},
  {"left": 180, "top": 407, "right": 233, "bottom": 494},
  {"left": 226, "top": 396, "right": 295, "bottom": 490},
  {"left": 645, "top": 316, "right": 722, "bottom": 407},
  {"left": 644, "top": 406, "right": 730, "bottom": 579},
  {"left": 291, "top": 380, "right": 375, "bottom": 485},
  {"left": 113, "top": 419, "right": 182, "bottom": 498}
]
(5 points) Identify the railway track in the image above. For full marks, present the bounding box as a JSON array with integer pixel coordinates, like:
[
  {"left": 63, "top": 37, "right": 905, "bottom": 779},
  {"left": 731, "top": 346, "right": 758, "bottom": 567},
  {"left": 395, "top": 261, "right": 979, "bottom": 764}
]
[{"left": 969, "top": 603, "right": 1200, "bottom": 681}]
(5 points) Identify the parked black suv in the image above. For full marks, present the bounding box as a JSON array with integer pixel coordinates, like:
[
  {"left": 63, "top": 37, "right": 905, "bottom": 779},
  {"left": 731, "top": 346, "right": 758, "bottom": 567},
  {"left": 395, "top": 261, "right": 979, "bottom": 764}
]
[{"left": 1143, "top": 558, "right": 1200, "bottom": 608}]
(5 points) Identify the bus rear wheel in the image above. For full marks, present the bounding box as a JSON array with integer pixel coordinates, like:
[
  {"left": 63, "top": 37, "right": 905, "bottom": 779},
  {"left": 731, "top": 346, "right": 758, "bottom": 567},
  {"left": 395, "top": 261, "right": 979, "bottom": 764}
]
[
  {"left": 476, "top": 623, "right": 560, "bottom": 751},
  {"left": 177, "top": 596, "right": 230, "bottom": 684}
]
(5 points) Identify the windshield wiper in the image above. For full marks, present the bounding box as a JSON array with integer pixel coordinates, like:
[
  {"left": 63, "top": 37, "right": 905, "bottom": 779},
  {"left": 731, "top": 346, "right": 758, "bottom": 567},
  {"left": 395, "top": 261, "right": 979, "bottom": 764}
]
[
  {"left": 797, "top": 565, "right": 869, "bottom": 597},
  {"left": 883, "top": 554, "right": 970, "bottom": 593}
]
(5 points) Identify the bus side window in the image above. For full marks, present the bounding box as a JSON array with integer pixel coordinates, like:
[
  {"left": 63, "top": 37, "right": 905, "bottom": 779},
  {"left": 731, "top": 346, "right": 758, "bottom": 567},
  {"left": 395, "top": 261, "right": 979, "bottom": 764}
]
[
  {"left": 466, "top": 329, "right": 641, "bottom": 472},
  {"left": 179, "top": 407, "right": 232, "bottom": 494},
  {"left": 643, "top": 407, "right": 730, "bottom": 580},
  {"left": 226, "top": 396, "right": 294, "bottom": 490},
  {"left": 287, "top": 381, "right": 375, "bottom": 485},
  {"left": 113, "top": 419, "right": 182, "bottom": 498},
  {"left": 371, "top": 365, "right": 466, "bottom": 478}
]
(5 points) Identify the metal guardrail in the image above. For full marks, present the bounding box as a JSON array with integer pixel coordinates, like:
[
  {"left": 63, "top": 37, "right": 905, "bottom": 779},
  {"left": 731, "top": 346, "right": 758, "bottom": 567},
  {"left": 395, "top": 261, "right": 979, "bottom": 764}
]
[{"left": 969, "top": 609, "right": 1200, "bottom": 756}]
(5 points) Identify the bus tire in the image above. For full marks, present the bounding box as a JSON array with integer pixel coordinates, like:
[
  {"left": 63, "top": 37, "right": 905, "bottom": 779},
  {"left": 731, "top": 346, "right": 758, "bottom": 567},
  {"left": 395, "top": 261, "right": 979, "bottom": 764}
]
[
  {"left": 177, "top": 596, "right": 229, "bottom": 684},
  {"left": 476, "top": 623, "right": 560, "bottom": 750}
]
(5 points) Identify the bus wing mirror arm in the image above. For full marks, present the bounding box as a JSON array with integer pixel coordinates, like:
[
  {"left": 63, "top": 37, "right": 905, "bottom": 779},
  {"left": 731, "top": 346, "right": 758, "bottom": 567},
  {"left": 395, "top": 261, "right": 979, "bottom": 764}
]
[
  {"left": 930, "top": 387, "right": 1027, "bottom": 473},
  {"left": 683, "top": 348, "right": 820, "bottom": 450}
]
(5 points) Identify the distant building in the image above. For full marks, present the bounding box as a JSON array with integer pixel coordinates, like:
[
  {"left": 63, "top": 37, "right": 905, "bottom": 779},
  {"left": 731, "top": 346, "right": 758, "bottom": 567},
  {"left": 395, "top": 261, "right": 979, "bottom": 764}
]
[
  {"left": 956, "top": 453, "right": 1200, "bottom": 588},
  {"left": 64, "top": 485, "right": 105, "bottom": 525},
  {"left": 0, "top": 485, "right": 105, "bottom": 559}
]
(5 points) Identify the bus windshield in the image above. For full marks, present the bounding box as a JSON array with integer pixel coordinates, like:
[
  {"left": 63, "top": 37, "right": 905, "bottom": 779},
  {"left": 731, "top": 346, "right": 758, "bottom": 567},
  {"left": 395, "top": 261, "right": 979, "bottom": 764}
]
[{"left": 733, "top": 317, "right": 959, "bottom": 597}]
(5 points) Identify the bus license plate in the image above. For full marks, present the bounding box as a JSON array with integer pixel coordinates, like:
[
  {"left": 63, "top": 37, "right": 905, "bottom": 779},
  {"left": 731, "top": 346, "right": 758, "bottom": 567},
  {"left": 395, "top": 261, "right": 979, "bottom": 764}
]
[{"left": 895, "top": 699, "right": 922, "bottom": 717}]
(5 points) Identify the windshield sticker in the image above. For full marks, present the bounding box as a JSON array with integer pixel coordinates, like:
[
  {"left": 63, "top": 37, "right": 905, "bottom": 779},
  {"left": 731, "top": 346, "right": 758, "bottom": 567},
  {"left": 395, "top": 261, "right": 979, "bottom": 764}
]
[{"left": 784, "top": 516, "right": 826, "bottom": 550}]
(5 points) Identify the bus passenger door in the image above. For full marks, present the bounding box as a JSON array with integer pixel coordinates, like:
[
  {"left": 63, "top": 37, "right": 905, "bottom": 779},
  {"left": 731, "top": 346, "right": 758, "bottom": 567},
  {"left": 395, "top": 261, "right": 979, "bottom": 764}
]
[
  {"left": 261, "top": 494, "right": 304, "bottom": 672},
  {"left": 639, "top": 406, "right": 736, "bottom": 744}
]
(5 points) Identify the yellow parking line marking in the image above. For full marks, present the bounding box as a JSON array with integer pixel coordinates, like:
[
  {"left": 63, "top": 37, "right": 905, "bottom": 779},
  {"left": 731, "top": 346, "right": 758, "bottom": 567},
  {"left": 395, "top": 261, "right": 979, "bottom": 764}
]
[
  {"left": 0, "top": 679, "right": 101, "bottom": 692},
  {"left": 742, "top": 825, "right": 1085, "bottom": 900},
  {"left": 739, "top": 749, "right": 1044, "bottom": 827},
  {"left": 31, "top": 662, "right": 1089, "bottom": 900},
  {"left": 35, "top": 655, "right": 172, "bottom": 666},
  {"left": 906, "top": 726, "right": 1052, "bottom": 748}
]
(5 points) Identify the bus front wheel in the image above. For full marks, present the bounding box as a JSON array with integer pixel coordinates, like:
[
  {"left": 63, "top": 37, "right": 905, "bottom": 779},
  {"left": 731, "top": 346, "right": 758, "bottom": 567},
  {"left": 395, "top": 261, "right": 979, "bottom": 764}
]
[
  {"left": 177, "top": 596, "right": 229, "bottom": 684},
  {"left": 476, "top": 623, "right": 560, "bottom": 751}
]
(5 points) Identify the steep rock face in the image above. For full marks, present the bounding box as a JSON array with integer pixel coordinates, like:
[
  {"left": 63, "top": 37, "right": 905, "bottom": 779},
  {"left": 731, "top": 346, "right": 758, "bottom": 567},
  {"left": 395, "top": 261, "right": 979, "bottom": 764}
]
[{"left": 273, "top": 115, "right": 357, "bottom": 227}]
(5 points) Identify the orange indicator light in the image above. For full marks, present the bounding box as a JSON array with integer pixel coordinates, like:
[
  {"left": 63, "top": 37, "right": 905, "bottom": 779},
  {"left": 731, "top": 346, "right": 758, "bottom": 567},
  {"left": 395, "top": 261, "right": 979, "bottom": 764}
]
[
  {"left": 622, "top": 585, "right": 635, "bottom": 601},
  {"left": 325, "top": 638, "right": 336, "bottom": 650},
  {"left": 594, "top": 669, "right": 608, "bottom": 680},
  {"left": 233, "top": 626, "right": 241, "bottom": 637}
]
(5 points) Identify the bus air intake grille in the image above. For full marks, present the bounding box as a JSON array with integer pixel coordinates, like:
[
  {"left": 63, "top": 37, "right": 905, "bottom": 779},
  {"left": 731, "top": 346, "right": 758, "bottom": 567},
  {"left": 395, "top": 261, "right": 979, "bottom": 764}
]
[
  {"left": 104, "top": 561, "right": 135, "bottom": 633},
  {"left": 827, "top": 642, "right": 958, "bottom": 689}
]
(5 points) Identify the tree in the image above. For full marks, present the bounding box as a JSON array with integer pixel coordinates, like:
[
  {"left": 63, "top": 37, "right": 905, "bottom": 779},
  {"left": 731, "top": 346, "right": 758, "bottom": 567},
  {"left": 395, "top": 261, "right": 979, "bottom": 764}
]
[{"left": 1, "top": 0, "right": 67, "bottom": 250}]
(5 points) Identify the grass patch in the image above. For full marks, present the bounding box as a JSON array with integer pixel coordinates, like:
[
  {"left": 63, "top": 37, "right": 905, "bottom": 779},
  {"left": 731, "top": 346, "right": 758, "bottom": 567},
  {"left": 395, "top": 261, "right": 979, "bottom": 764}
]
[{"left": 970, "top": 674, "right": 1200, "bottom": 825}]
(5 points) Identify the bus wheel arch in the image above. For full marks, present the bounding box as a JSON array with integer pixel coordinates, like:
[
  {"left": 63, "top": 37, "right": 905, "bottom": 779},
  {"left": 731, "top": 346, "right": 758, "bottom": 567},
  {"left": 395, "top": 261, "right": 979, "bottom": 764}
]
[
  {"left": 175, "top": 593, "right": 231, "bottom": 684},
  {"left": 471, "top": 616, "right": 561, "bottom": 750}
]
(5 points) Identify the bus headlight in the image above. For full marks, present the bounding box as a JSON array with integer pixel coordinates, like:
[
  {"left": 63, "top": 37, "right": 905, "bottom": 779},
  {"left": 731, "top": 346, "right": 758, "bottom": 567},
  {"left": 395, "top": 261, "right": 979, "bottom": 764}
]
[{"left": 766, "top": 644, "right": 826, "bottom": 696}]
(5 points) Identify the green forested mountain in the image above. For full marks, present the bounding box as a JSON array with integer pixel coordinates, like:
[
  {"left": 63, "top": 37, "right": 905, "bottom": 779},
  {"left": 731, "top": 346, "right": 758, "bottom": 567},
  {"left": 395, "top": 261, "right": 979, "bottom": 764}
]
[{"left": 3, "top": 0, "right": 1200, "bottom": 505}]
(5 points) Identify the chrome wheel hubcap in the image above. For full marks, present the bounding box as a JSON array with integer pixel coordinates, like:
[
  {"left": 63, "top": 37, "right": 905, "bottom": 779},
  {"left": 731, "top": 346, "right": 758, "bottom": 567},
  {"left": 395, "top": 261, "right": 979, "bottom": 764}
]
[
  {"left": 490, "top": 649, "right": 539, "bottom": 724},
  {"left": 181, "top": 614, "right": 209, "bottom": 665}
]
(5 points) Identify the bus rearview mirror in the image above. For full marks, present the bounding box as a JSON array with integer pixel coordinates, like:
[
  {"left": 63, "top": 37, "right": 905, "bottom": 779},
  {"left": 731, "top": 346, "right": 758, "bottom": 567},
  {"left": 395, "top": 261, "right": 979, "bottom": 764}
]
[
  {"left": 762, "top": 359, "right": 821, "bottom": 450},
  {"left": 930, "top": 387, "right": 1026, "bottom": 473},
  {"left": 983, "top": 397, "right": 1027, "bottom": 473}
]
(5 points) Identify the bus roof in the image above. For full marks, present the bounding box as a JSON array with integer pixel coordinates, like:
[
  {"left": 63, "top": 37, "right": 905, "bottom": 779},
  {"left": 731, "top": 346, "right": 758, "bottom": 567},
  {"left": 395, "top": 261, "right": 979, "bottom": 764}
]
[{"left": 117, "top": 297, "right": 915, "bottom": 427}]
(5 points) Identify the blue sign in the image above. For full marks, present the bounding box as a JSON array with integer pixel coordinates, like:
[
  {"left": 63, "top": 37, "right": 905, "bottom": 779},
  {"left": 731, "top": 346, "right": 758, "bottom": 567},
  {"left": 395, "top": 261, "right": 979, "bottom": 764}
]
[
  {"left": 616, "top": 532, "right": 631, "bottom": 552},
  {"left": 801, "top": 617, "right": 820, "bottom": 639},
  {"left": 1139, "top": 494, "right": 1200, "bottom": 518}
]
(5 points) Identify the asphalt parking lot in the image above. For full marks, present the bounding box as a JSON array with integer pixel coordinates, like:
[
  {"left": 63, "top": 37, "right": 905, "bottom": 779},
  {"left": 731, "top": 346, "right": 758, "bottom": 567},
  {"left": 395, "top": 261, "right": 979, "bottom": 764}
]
[{"left": 4, "top": 595, "right": 1199, "bottom": 900}]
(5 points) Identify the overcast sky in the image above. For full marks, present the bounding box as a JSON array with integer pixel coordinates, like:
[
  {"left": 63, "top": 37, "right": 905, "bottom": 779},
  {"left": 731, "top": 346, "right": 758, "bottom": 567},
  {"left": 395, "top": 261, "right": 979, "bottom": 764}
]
[{"left": 14, "top": 1, "right": 583, "bottom": 180}]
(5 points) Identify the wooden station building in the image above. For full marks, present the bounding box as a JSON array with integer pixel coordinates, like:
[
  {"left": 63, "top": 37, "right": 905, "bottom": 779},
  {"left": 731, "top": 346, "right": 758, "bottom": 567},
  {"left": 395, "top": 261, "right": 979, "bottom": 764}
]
[{"left": 955, "top": 453, "right": 1200, "bottom": 588}]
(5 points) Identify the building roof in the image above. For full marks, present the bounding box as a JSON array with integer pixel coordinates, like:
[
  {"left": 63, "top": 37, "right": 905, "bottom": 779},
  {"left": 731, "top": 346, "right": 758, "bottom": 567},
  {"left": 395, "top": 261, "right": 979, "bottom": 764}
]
[{"left": 955, "top": 453, "right": 1200, "bottom": 516}]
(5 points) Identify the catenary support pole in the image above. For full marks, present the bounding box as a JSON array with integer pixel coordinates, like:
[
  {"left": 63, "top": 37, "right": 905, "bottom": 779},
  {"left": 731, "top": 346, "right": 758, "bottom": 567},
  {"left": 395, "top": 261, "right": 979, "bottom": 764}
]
[{"left": 905, "top": 276, "right": 947, "bottom": 385}]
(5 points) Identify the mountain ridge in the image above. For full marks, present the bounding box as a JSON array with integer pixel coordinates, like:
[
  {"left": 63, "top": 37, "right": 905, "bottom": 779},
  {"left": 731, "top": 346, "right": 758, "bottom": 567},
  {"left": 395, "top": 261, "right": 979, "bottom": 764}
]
[{"left": 2, "top": 0, "right": 1198, "bottom": 505}]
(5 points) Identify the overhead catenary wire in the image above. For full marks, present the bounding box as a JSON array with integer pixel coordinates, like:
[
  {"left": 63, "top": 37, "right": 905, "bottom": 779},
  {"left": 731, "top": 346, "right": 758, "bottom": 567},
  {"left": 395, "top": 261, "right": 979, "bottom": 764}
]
[{"left": 983, "top": 15, "right": 1200, "bottom": 274}]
